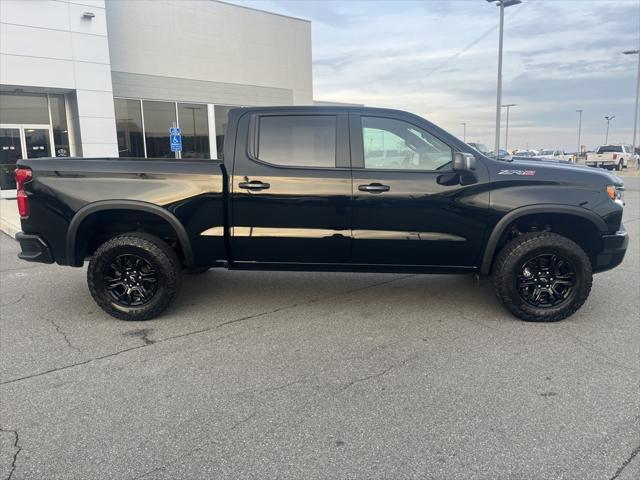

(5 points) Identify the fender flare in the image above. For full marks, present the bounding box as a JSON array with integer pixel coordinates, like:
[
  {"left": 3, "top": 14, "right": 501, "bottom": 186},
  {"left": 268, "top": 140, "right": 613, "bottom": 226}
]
[
  {"left": 479, "top": 204, "right": 608, "bottom": 275},
  {"left": 66, "top": 200, "right": 194, "bottom": 267}
]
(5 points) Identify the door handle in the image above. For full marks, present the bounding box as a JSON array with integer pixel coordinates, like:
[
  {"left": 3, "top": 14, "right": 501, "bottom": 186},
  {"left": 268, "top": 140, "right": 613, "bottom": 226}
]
[
  {"left": 358, "top": 183, "right": 390, "bottom": 193},
  {"left": 238, "top": 180, "right": 270, "bottom": 191}
]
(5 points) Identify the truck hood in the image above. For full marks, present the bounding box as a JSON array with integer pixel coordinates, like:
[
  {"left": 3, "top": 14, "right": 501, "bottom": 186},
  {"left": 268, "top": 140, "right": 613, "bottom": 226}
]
[{"left": 509, "top": 157, "right": 623, "bottom": 187}]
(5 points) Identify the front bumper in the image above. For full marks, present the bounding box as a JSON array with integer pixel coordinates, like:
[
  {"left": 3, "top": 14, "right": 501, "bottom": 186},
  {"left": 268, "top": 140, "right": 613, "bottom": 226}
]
[
  {"left": 16, "top": 232, "right": 54, "bottom": 264},
  {"left": 594, "top": 225, "right": 628, "bottom": 273}
]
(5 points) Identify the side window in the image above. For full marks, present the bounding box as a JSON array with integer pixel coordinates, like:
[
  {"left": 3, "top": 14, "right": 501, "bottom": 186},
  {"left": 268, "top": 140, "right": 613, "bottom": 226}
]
[
  {"left": 362, "top": 116, "right": 453, "bottom": 171},
  {"left": 257, "top": 115, "right": 336, "bottom": 168}
]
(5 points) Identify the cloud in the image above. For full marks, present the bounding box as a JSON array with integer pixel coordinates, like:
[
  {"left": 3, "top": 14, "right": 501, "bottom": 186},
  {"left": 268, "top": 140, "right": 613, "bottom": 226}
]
[{"left": 232, "top": 0, "right": 639, "bottom": 151}]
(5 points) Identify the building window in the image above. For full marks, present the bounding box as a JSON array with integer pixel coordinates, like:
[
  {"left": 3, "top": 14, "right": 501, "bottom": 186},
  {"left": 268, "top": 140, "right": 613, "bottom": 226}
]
[
  {"left": 143, "top": 100, "right": 176, "bottom": 158},
  {"left": 0, "top": 92, "right": 49, "bottom": 124},
  {"left": 49, "top": 94, "right": 69, "bottom": 157},
  {"left": 214, "top": 105, "right": 235, "bottom": 159},
  {"left": 178, "top": 103, "right": 209, "bottom": 159},
  {"left": 257, "top": 115, "right": 337, "bottom": 168},
  {"left": 114, "top": 98, "right": 145, "bottom": 158}
]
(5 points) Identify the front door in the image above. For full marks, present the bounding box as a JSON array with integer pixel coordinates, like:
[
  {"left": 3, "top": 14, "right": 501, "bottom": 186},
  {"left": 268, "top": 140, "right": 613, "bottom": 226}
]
[
  {"left": 0, "top": 125, "right": 52, "bottom": 196},
  {"left": 230, "top": 110, "right": 352, "bottom": 265},
  {"left": 349, "top": 113, "right": 489, "bottom": 269}
]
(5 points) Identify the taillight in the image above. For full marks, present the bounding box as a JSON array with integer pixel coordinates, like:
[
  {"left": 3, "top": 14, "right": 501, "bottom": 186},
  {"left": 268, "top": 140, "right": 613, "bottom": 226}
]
[
  {"left": 613, "top": 153, "right": 618, "bottom": 160},
  {"left": 14, "top": 168, "right": 32, "bottom": 218}
]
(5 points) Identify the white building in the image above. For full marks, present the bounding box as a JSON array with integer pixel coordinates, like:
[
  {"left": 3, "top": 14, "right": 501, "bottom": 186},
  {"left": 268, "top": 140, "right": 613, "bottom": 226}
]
[{"left": 0, "top": 0, "right": 312, "bottom": 192}]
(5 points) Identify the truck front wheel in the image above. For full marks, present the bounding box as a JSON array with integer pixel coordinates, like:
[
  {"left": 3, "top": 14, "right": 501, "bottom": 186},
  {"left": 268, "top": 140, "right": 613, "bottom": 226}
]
[
  {"left": 87, "top": 233, "right": 182, "bottom": 321},
  {"left": 492, "top": 232, "right": 592, "bottom": 322}
]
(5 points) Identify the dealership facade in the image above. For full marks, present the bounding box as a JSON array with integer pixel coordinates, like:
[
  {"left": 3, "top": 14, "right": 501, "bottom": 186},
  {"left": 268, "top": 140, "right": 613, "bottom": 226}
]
[{"left": 0, "top": 0, "right": 312, "bottom": 192}]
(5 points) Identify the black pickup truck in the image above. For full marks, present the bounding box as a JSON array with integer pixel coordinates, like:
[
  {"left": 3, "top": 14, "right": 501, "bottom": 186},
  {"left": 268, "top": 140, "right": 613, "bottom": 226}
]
[{"left": 14, "top": 106, "right": 628, "bottom": 322}]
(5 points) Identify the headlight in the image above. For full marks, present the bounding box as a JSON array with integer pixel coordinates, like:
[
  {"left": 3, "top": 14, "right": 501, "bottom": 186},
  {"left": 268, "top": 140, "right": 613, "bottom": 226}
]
[{"left": 606, "top": 185, "right": 624, "bottom": 207}]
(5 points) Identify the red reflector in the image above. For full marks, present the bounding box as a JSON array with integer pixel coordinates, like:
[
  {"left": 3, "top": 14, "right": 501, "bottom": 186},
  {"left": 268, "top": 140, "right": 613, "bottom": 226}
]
[
  {"left": 14, "top": 168, "right": 32, "bottom": 218},
  {"left": 17, "top": 191, "right": 29, "bottom": 218},
  {"left": 613, "top": 153, "right": 617, "bottom": 160}
]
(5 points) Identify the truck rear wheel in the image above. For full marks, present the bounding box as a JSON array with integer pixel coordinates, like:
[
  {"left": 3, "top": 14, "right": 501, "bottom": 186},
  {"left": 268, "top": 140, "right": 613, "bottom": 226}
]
[
  {"left": 87, "top": 233, "right": 182, "bottom": 321},
  {"left": 492, "top": 232, "right": 592, "bottom": 322}
]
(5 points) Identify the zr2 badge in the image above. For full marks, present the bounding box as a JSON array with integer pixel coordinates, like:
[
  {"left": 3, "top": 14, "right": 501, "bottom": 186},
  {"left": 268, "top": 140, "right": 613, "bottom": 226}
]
[{"left": 498, "top": 169, "right": 537, "bottom": 176}]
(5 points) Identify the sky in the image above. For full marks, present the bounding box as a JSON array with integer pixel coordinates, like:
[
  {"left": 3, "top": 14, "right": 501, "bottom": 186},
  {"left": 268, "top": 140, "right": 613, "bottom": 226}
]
[{"left": 232, "top": 0, "right": 639, "bottom": 152}]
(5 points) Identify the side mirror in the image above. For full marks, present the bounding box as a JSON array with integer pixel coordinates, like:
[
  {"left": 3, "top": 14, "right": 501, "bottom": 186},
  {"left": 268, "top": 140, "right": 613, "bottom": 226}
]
[{"left": 453, "top": 152, "right": 476, "bottom": 171}]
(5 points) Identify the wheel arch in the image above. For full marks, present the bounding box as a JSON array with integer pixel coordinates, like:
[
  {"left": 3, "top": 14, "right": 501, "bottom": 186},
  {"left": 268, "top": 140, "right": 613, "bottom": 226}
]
[
  {"left": 66, "top": 200, "right": 194, "bottom": 267},
  {"left": 480, "top": 204, "right": 607, "bottom": 275}
]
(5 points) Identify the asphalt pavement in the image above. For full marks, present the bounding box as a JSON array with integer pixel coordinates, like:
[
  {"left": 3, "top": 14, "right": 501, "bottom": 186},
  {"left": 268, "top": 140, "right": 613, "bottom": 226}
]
[{"left": 1, "top": 178, "right": 638, "bottom": 480}]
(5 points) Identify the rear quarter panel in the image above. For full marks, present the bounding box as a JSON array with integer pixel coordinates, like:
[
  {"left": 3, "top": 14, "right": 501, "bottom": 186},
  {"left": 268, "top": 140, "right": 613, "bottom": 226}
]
[{"left": 18, "top": 157, "right": 225, "bottom": 266}]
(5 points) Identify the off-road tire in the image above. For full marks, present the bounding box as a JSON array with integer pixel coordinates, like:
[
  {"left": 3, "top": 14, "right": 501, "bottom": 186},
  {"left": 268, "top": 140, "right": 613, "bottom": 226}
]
[
  {"left": 87, "top": 233, "right": 182, "bottom": 321},
  {"left": 492, "top": 232, "right": 592, "bottom": 322}
]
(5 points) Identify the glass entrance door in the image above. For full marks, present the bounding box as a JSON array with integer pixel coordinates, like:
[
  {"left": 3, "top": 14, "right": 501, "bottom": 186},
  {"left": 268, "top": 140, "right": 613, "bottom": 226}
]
[
  {"left": 0, "top": 128, "right": 23, "bottom": 190},
  {"left": 0, "top": 124, "right": 53, "bottom": 195},
  {"left": 23, "top": 128, "right": 51, "bottom": 158}
]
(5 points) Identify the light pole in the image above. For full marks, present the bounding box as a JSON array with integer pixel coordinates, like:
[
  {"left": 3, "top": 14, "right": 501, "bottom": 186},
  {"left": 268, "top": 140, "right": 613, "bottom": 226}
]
[
  {"left": 487, "top": 0, "right": 522, "bottom": 157},
  {"left": 576, "top": 109, "right": 583, "bottom": 158},
  {"left": 604, "top": 115, "right": 615, "bottom": 145},
  {"left": 460, "top": 122, "right": 467, "bottom": 142},
  {"left": 501, "top": 103, "right": 516, "bottom": 153},
  {"left": 623, "top": 49, "right": 640, "bottom": 168}
]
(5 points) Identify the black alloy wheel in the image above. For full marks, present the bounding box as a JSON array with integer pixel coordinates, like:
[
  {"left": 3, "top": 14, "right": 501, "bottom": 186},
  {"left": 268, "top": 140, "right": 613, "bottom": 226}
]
[
  {"left": 104, "top": 254, "right": 159, "bottom": 307},
  {"left": 516, "top": 253, "right": 576, "bottom": 308}
]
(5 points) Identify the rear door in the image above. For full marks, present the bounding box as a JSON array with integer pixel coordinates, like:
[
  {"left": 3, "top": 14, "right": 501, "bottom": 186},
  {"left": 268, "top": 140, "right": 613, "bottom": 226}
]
[
  {"left": 229, "top": 109, "right": 352, "bottom": 265},
  {"left": 349, "top": 112, "right": 489, "bottom": 269}
]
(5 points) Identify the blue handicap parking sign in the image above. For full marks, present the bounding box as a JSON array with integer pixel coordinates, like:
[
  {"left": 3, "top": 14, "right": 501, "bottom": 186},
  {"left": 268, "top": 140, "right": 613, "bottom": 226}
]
[{"left": 170, "top": 127, "right": 182, "bottom": 152}]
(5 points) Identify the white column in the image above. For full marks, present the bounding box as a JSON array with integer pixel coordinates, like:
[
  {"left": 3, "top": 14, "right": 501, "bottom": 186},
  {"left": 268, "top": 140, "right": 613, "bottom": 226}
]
[{"left": 207, "top": 104, "right": 217, "bottom": 159}]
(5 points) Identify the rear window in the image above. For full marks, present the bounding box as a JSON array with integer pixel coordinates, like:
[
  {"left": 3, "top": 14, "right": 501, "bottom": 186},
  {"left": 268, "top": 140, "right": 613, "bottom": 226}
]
[
  {"left": 597, "top": 146, "right": 622, "bottom": 153},
  {"left": 257, "top": 115, "right": 336, "bottom": 168}
]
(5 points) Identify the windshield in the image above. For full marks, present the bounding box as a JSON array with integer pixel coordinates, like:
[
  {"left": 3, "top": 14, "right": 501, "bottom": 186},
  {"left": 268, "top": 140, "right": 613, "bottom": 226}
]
[
  {"left": 597, "top": 146, "right": 622, "bottom": 153},
  {"left": 539, "top": 150, "right": 554, "bottom": 155}
]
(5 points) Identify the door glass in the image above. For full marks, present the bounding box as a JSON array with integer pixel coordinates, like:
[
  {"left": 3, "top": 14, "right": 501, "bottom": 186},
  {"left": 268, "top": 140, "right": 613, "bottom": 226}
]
[
  {"left": 0, "top": 128, "right": 22, "bottom": 190},
  {"left": 362, "top": 116, "right": 453, "bottom": 171},
  {"left": 24, "top": 128, "right": 51, "bottom": 158},
  {"left": 257, "top": 115, "right": 337, "bottom": 168}
]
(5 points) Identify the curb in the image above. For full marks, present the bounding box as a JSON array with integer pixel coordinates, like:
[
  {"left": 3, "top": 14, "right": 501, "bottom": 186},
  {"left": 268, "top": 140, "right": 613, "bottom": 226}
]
[{"left": 0, "top": 216, "right": 19, "bottom": 239}]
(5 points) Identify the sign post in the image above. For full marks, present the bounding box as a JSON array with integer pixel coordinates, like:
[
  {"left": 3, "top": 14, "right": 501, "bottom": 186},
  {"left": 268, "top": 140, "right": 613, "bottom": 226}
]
[{"left": 170, "top": 126, "right": 182, "bottom": 157}]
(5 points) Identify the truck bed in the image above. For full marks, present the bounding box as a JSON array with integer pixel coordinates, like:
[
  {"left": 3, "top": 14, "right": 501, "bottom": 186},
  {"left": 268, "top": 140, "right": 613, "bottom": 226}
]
[{"left": 17, "top": 157, "right": 226, "bottom": 267}]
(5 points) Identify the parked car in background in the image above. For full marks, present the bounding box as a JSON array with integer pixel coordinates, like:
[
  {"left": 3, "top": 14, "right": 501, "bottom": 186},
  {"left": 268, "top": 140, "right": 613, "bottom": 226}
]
[
  {"left": 535, "top": 149, "right": 574, "bottom": 162},
  {"left": 493, "top": 149, "right": 512, "bottom": 161},
  {"left": 513, "top": 149, "right": 536, "bottom": 157},
  {"left": 586, "top": 145, "right": 635, "bottom": 171}
]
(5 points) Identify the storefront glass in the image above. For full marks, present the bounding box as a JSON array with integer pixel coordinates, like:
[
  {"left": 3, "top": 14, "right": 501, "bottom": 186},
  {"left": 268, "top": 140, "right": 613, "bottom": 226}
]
[
  {"left": 143, "top": 100, "right": 177, "bottom": 158},
  {"left": 114, "top": 98, "right": 145, "bottom": 157},
  {"left": 178, "top": 103, "right": 209, "bottom": 159},
  {"left": 214, "top": 105, "right": 235, "bottom": 159}
]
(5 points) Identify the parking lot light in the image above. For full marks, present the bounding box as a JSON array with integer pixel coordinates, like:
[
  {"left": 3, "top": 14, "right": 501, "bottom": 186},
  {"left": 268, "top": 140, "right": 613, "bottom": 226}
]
[
  {"left": 623, "top": 49, "right": 640, "bottom": 168},
  {"left": 501, "top": 103, "right": 516, "bottom": 152},
  {"left": 604, "top": 115, "right": 615, "bottom": 145},
  {"left": 487, "top": 0, "right": 522, "bottom": 158},
  {"left": 576, "top": 110, "right": 583, "bottom": 158}
]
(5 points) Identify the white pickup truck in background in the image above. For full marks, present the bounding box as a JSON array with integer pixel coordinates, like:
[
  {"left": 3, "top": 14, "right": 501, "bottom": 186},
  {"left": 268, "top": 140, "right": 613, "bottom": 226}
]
[
  {"left": 534, "top": 149, "right": 574, "bottom": 162},
  {"left": 586, "top": 145, "right": 636, "bottom": 170}
]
